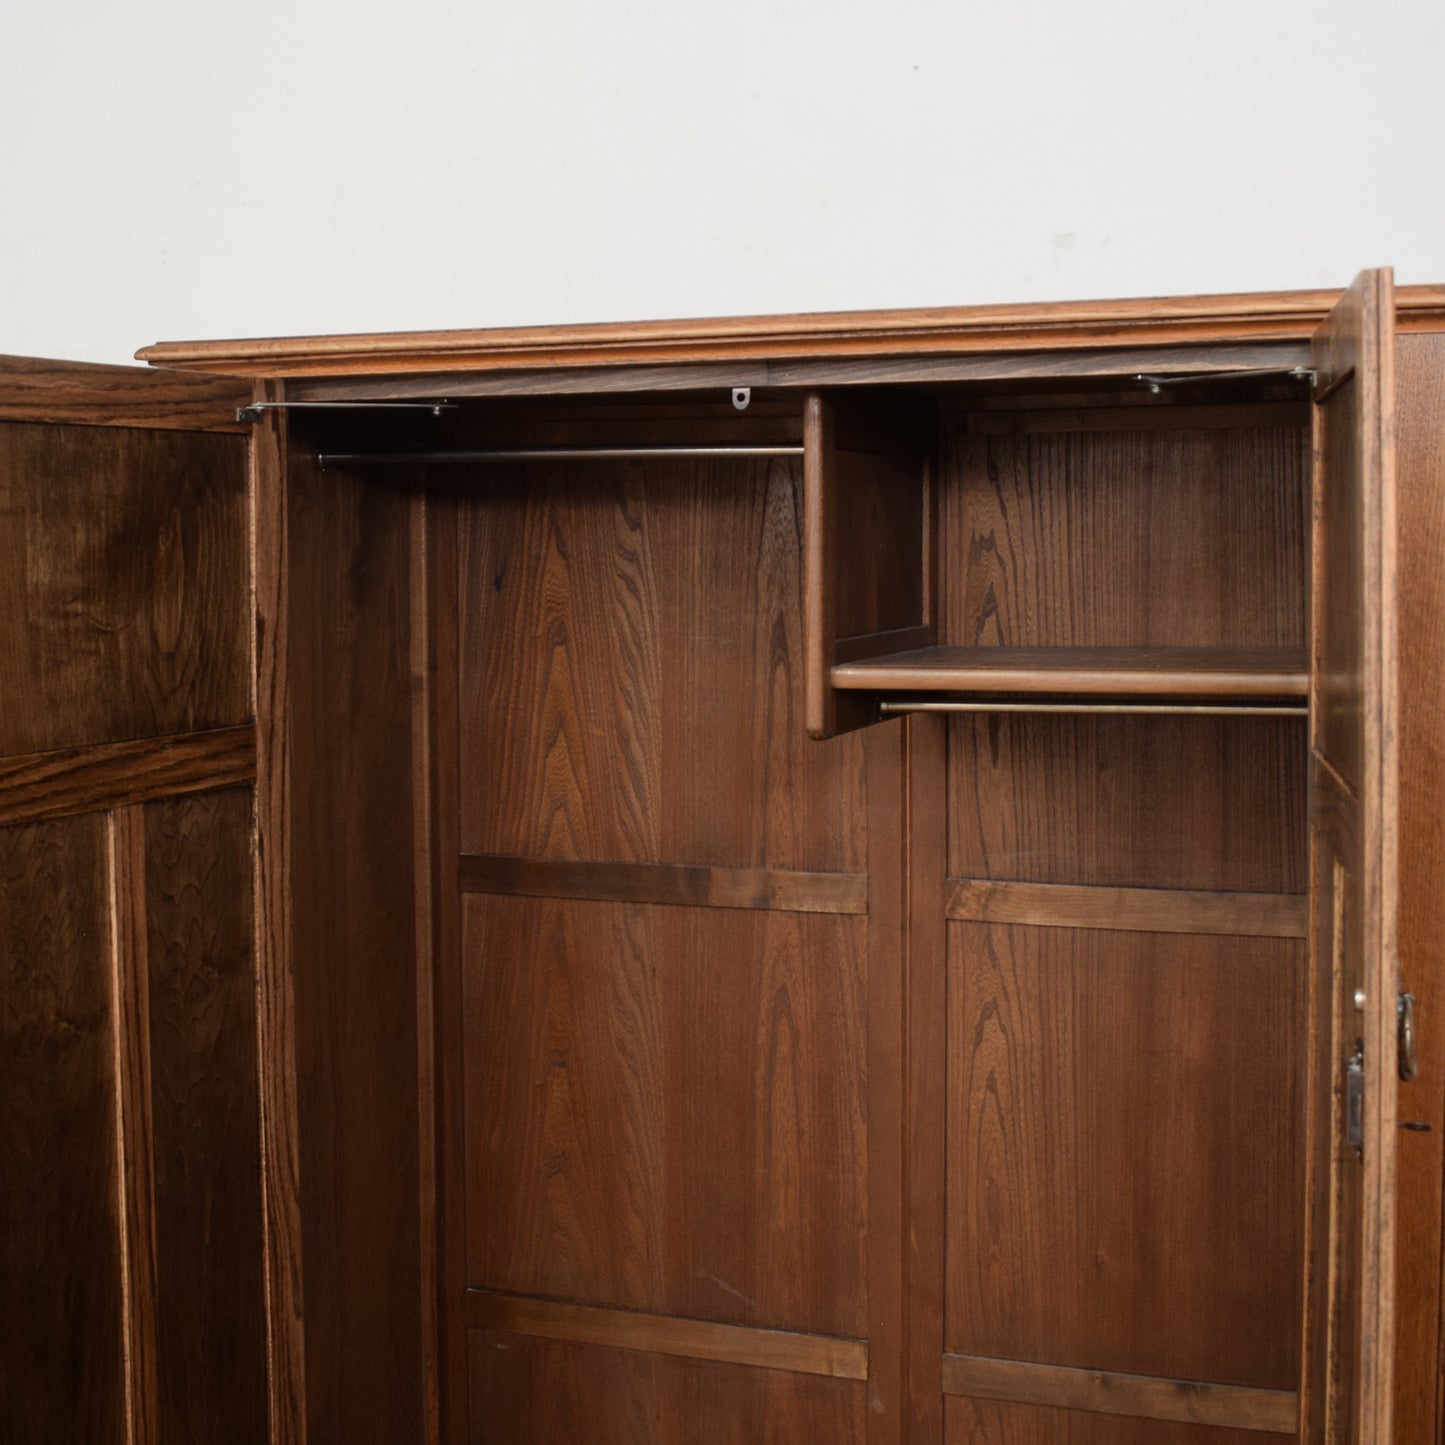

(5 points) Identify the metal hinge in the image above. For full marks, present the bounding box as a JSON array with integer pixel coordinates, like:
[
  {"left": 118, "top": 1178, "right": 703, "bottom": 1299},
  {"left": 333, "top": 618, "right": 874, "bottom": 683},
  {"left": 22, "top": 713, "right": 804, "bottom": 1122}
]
[{"left": 1345, "top": 1046, "right": 1365, "bottom": 1155}]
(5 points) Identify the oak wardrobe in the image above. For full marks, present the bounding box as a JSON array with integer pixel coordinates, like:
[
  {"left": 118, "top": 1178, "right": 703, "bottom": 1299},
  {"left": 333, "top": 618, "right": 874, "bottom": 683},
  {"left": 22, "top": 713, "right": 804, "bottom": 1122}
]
[{"left": 2, "top": 269, "right": 1443, "bottom": 1445}]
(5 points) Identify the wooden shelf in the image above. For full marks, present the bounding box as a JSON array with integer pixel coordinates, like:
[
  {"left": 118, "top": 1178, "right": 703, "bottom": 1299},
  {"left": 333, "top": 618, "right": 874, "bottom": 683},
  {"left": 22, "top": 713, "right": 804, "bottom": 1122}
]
[{"left": 830, "top": 645, "right": 1309, "bottom": 699}]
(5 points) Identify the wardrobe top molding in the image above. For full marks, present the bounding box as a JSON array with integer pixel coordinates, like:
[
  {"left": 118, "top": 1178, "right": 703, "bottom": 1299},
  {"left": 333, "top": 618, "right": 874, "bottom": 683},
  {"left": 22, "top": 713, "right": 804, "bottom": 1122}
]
[{"left": 138, "top": 284, "right": 1445, "bottom": 382}]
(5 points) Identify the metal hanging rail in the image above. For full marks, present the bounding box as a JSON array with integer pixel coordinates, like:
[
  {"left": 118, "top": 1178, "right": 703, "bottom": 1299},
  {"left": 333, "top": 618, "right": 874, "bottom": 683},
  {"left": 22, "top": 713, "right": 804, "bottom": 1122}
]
[
  {"left": 878, "top": 699, "right": 1309, "bottom": 718},
  {"left": 316, "top": 445, "right": 805, "bottom": 468}
]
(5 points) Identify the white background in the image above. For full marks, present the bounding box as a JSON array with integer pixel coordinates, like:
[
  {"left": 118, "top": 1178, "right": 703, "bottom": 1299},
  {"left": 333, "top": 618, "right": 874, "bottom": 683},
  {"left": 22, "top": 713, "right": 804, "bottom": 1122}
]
[{"left": 2, "top": 0, "right": 1441, "bottom": 366}]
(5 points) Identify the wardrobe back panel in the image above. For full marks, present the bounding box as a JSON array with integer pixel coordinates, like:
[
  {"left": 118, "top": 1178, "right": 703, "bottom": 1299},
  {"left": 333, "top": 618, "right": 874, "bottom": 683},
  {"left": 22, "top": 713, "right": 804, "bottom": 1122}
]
[
  {"left": 457, "top": 458, "right": 866, "bottom": 872},
  {"left": 939, "top": 408, "right": 1308, "bottom": 650}
]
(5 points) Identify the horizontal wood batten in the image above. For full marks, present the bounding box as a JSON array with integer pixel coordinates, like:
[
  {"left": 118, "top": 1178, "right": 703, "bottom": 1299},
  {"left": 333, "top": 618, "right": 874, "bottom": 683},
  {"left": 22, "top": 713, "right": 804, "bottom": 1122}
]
[
  {"left": 0, "top": 726, "right": 256, "bottom": 827},
  {"left": 947, "top": 879, "right": 1308, "bottom": 938},
  {"left": 467, "top": 1290, "right": 867, "bottom": 1381},
  {"left": 941, "top": 1354, "right": 1298, "bottom": 1434},
  {"left": 138, "top": 285, "right": 1445, "bottom": 377},
  {"left": 0, "top": 355, "right": 251, "bottom": 432},
  {"left": 458, "top": 854, "right": 868, "bottom": 916}
]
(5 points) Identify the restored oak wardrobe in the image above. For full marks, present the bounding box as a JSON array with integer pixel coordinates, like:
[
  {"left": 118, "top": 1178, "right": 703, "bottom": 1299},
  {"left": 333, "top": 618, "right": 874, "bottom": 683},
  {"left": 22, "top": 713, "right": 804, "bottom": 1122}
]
[{"left": 3, "top": 270, "right": 1443, "bottom": 1445}]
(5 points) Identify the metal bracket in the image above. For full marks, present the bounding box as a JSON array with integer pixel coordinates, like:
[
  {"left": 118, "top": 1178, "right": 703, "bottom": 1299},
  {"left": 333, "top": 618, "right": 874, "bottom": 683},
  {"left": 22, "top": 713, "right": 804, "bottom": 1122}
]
[
  {"left": 1134, "top": 366, "right": 1315, "bottom": 395},
  {"left": 731, "top": 387, "right": 752, "bottom": 411},
  {"left": 236, "top": 399, "right": 456, "bottom": 423}
]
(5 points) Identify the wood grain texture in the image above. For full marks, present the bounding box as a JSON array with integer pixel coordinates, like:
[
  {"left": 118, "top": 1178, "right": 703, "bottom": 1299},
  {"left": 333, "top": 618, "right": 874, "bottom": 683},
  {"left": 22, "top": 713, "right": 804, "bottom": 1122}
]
[
  {"left": 287, "top": 447, "right": 424, "bottom": 1442},
  {"left": 946, "top": 922, "right": 1305, "bottom": 1389},
  {"left": 462, "top": 893, "right": 867, "bottom": 1339},
  {"left": 249, "top": 381, "right": 307, "bottom": 1445},
  {"left": 804, "top": 392, "right": 930, "bottom": 737},
  {"left": 832, "top": 645, "right": 1307, "bottom": 697},
  {"left": 906, "top": 715, "right": 949, "bottom": 1445},
  {"left": 0, "top": 420, "right": 250, "bottom": 757},
  {"left": 1390, "top": 332, "right": 1445, "bottom": 1445},
  {"left": 944, "top": 1395, "right": 1292, "bottom": 1445},
  {"left": 865, "top": 722, "right": 907, "bottom": 1443},
  {"left": 135, "top": 283, "right": 1445, "bottom": 377},
  {"left": 459, "top": 854, "right": 867, "bottom": 915},
  {"left": 0, "top": 725, "right": 256, "bottom": 827},
  {"left": 1304, "top": 269, "right": 1399, "bottom": 1445},
  {"left": 947, "top": 713, "right": 1308, "bottom": 893},
  {"left": 0, "top": 354, "right": 251, "bottom": 431},
  {"left": 940, "top": 1355, "right": 1297, "bottom": 1433},
  {"left": 468, "top": 1330, "right": 867, "bottom": 1444},
  {"left": 0, "top": 814, "right": 126, "bottom": 1444},
  {"left": 108, "top": 804, "right": 160, "bottom": 1445},
  {"left": 457, "top": 453, "right": 865, "bottom": 870},
  {"left": 467, "top": 1290, "right": 867, "bottom": 1379},
  {"left": 142, "top": 789, "right": 268, "bottom": 1445},
  {"left": 946, "top": 879, "right": 1307, "bottom": 938},
  {"left": 939, "top": 413, "right": 1308, "bottom": 655}
]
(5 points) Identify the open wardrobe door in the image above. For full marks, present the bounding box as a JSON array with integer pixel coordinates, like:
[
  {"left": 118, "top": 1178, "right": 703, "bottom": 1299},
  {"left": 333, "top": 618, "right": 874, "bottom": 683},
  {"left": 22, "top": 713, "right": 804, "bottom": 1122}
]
[
  {"left": 0, "top": 356, "right": 298, "bottom": 1445},
  {"left": 1302, "top": 269, "right": 1400, "bottom": 1445}
]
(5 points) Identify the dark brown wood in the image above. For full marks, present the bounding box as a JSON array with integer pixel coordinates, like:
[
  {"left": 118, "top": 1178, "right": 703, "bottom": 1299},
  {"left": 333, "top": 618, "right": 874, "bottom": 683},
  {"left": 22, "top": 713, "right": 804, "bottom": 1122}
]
[
  {"left": 136, "top": 284, "right": 1445, "bottom": 377},
  {"left": 422, "top": 491, "right": 468, "bottom": 1445},
  {"left": 944, "top": 1397, "right": 1296, "bottom": 1444},
  {"left": 467, "top": 1290, "right": 867, "bottom": 1379},
  {"left": 864, "top": 721, "right": 907, "bottom": 1443},
  {"left": 0, "top": 725, "right": 256, "bottom": 827},
  {"left": 107, "top": 804, "right": 160, "bottom": 1445},
  {"left": 142, "top": 789, "right": 268, "bottom": 1444},
  {"left": 832, "top": 644, "right": 1308, "bottom": 698},
  {"left": 468, "top": 1330, "right": 867, "bottom": 1444},
  {"left": 1391, "top": 332, "right": 1445, "bottom": 1445},
  {"left": 939, "top": 1355, "right": 1298, "bottom": 1434},
  {"left": 456, "top": 449, "right": 866, "bottom": 870},
  {"left": 249, "top": 381, "right": 307, "bottom": 1445},
  {"left": 0, "top": 353, "right": 251, "bottom": 431},
  {"left": 905, "top": 715, "right": 949, "bottom": 1445},
  {"left": 459, "top": 853, "right": 867, "bottom": 915},
  {"left": 0, "top": 813, "right": 126, "bottom": 1444},
  {"left": 804, "top": 393, "right": 930, "bottom": 738},
  {"left": 946, "top": 879, "right": 1307, "bottom": 938},
  {"left": 948, "top": 713, "right": 1308, "bottom": 893},
  {"left": 462, "top": 893, "right": 867, "bottom": 1335},
  {"left": 1301, "top": 269, "right": 1400, "bottom": 1445},
  {"left": 287, "top": 445, "right": 425, "bottom": 1442},
  {"left": 946, "top": 923, "right": 1304, "bottom": 1389},
  {"left": 939, "top": 409, "right": 1308, "bottom": 656},
  {"left": 0, "top": 419, "right": 251, "bottom": 757}
]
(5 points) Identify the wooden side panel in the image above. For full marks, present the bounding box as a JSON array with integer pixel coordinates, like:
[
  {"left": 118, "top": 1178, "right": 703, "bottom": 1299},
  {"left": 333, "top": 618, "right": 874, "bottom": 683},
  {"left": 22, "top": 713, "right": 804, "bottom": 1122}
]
[
  {"left": 288, "top": 451, "right": 424, "bottom": 1443},
  {"left": 142, "top": 788, "right": 268, "bottom": 1444},
  {"left": 469, "top": 1332, "right": 867, "bottom": 1444},
  {"left": 945, "top": 922, "right": 1304, "bottom": 1389},
  {"left": 944, "top": 1396, "right": 1285, "bottom": 1445},
  {"left": 462, "top": 894, "right": 867, "bottom": 1338},
  {"left": 948, "top": 714, "right": 1308, "bottom": 893},
  {"left": 1391, "top": 331, "right": 1445, "bottom": 1445},
  {"left": 803, "top": 393, "right": 931, "bottom": 738},
  {"left": 0, "top": 813, "right": 126, "bottom": 1443},
  {"left": 940, "top": 415, "right": 1307, "bottom": 650},
  {"left": 0, "top": 421, "right": 249, "bottom": 756},
  {"left": 1302, "top": 269, "right": 1399, "bottom": 1445},
  {"left": 458, "top": 454, "right": 865, "bottom": 868}
]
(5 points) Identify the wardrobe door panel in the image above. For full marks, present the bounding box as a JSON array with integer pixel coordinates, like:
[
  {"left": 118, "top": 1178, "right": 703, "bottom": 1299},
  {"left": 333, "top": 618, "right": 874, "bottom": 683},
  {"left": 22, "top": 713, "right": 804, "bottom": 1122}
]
[
  {"left": 944, "top": 1396, "right": 1291, "bottom": 1445},
  {"left": 1301, "top": 268, "right": 1399, "bottom": 1445},
  {"left": 0, "top": 813, "right": 126, "bottom": 1445}
]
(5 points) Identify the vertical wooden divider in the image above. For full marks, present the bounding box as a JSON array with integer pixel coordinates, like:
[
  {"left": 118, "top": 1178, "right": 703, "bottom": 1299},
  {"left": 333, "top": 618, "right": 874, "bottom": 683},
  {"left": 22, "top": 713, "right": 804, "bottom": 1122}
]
[
  {"left": 866, "top": 720, "right": 906, "bottom": 1443},
  {"left": 905, "top": 714, "right": 948, "bottom": 1445},
  {"left": 422, "top": 485, "right": 467, "bottom": 1445},
  {"left": 250, "top": 379, "right": 307, "bottom": 1445},
  {"left": 108, "top": 802, "right": 159, "bottom": 1445}
]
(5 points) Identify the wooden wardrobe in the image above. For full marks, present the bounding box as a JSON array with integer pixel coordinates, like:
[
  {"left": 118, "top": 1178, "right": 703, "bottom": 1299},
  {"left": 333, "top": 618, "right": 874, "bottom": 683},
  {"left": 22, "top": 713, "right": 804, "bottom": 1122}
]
[{"left": 3, "top": 270, "right": 1443, "bottom": 1445}]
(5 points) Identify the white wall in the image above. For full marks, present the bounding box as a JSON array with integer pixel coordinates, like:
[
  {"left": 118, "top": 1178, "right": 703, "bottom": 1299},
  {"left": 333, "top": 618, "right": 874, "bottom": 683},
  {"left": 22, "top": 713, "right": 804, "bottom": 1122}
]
[{"left": 2, "top": 0, "right": 1441, "bottom": 367}]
